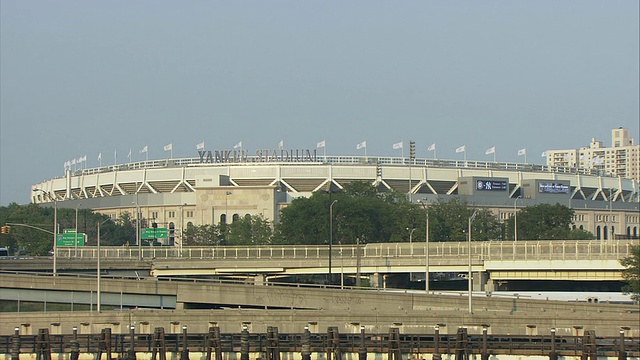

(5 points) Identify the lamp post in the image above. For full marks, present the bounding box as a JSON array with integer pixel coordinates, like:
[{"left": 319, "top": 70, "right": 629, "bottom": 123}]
[
  {"left": 225, "top": 191, "right": 233, "bottom": 224},
  {"left": 97, "top": 217, "right": 113, "bottom": 312},
  {"left": 407, "top": 228, "right": 416, "bottom": 244},
  {"left": 609, "top": 188, "right": 616, "bottom": 240},
  {"left": 468, "top": 210, "right": 478, "bottom": 314},
  {"left": 75, "top": 203, "right": 82, "bottom": 254},
  {"left": 180, "top": 203, "right": 187, "bottom": 256},
  {"left": 133, "top": 202, "right": 141, "bottom": 260},
  {"left": 514, "top": 196, "right": 521, "bottom": 242},
  {"left": 418, "top": 200, "right": 430, "bottom": 292},
  {"left": 34, "top": 188, "right": 57, "bottom": 276},
  {"left": 329, "top": 199, "right": 338, "bottom": 284}
]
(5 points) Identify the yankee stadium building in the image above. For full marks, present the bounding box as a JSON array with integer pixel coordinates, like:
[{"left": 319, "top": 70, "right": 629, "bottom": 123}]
[{"left": 31, "top": 147, "right": 640, "bottom": 244}]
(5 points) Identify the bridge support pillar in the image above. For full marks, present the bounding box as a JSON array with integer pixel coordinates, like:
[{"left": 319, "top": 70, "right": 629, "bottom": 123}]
[
  {"left": 478, "top": 272, "right": 490, "bottom": 291},
  {"left": 254, "top": 274, "right": 266, "bottom": 285},
  {"left": 370, "top": 272, "right": 383, "bottom": 288}
]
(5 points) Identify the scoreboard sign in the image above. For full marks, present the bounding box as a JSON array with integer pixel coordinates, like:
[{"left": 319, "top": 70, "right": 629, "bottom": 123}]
[
  {"left": 539, "top": 183, "right": 569, "bottom": 194},
  {"left": 476, "top": 179, "right": 508, "bottom": 191}
]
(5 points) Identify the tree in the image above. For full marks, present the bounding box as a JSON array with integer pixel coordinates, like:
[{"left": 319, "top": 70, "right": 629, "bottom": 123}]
[
  {"left": 620, "top": 245, "right": 640, "bottom": 302},
  {"left": 183, "top": 224, "right": 221, "bottom": 246},
  {"left": 426, "top": 199, "right": 501, "bottom": 242},
  {"left": 227, "top": 214, "right": 273, "bottom": 245},
  {"left": 505, "top": 203, "right": 576, "bottom": 240}
]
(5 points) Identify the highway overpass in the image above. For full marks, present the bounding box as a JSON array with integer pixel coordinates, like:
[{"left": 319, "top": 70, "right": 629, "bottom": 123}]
[
  {"left": 3, "top": 239, "right": 633, "bottom": 291},
  {"left": 1, "top": 272, "right": 638, "bottom": 337}
]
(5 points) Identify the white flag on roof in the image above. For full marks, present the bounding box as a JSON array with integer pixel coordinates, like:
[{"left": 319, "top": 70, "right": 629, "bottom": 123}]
[
  {"left": 278, "top": 140, "right": 284, "bottom": 149},
  {"left": 317, "top": 140, "right": 325, "bottom": 148},
  {"left": 485, "top": 146, "right": 495, "bottom": 155},
  {"left": 233, "top": 141, "right": 242, "bottom": 149},
  {"left": 517, "top": 148, "right": 526, "bottom": 156},
  {"left": 98, "top": 153, "right": 102, "bottom": 161},
  {"left": 541, "top": 151, "right": 547, "bottom": 157},
  {"left": 356, "top": 141, "right": 366, "bottom": 150},
  {"left": 140, "top": 145, "right": 148, "bottom": 153},
  {"left": 427, "top": 143, "right": 436, "bottom": 152},
  {"left": 164, "top": 143, "right": 173, "bottom": 151},
  {"left": 455, "top": 145, "right": 466, "bottom": 153},
  {"left": 392, "top": 141, "right": 403, "bottom": 150},
  {"left": 196, "top": 142, "right": 205, "bottom": 150}
]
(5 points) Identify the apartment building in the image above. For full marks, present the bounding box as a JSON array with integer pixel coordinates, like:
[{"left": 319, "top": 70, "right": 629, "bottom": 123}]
[{"left": 546, "top": 128, "right": 640, "bottom": 181}]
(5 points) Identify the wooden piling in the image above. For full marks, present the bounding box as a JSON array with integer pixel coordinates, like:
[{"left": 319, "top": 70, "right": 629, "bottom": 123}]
[
  {"left": 240, "top": 326, "right": 250, "bottom": 360},
  {"left": 70, "top": 327, "right": 80, "bottom": 360},
  {"left": 358, "top": 326, "right": 367, "bottom": 360},
  {"left": 206, "top": 326, "right": 223, "bottom": 360},
  {"left": 619, "top": 330, "right": 627, "bottom": 360},
  {"left": 151, "top": 327, "right": 167, "bottom": 360},
  {"left": 10, "top": 327, "right": 20, "bottom": 360},
  {"left": 454, "top": 327, "right": 468, "bottom": 360},
  {"left": 388, "top": 328, "right": 401, "bottom": 360},
  {"left": 97, "top": 327, "right": 112, "bottom": 360},
  {"left": 581, "top": 330, "right": 597, "bottom": 360},
  {"left": 180, "top": 326, "right": 189, "bottom": 360},
  {"left": 301, "top": 327, "right": 311, "bottom": 360},
  {"left": 327, "top": 326, "right": 341, "bottom": 360},
  {"left": 35, "top": 328, "right": 51, "bottom": 360}
]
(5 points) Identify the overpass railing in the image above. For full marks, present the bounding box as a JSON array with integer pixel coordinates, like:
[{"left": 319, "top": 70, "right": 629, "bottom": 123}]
[{"left": 55, "top": 240, "right": 636, "bottom": 262}]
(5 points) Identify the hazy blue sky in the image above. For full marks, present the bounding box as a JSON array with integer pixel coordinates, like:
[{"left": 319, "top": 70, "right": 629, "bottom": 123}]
[{"left": 1, "top": 1, "right": 638, "bottom": 205}]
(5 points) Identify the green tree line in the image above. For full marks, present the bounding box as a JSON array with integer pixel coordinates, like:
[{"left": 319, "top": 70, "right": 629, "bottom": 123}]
[{"left": 1, "top": 182, "right": 594, "bottom": 255}]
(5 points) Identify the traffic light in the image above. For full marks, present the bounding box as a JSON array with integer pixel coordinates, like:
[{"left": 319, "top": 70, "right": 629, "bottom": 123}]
[
  {"left": 0, "top": 225, "right": 9, "bottom": 234},
  {"left": 376, "top": 161, "right": 382, "bottom": 177},
  {"left": 409, "top": 141, "right": 416, "bottom": 160}
]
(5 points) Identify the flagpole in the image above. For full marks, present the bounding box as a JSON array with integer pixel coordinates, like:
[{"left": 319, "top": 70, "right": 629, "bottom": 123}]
[{"left": 493, "top": 152, "right": 496, "bottom": 162}]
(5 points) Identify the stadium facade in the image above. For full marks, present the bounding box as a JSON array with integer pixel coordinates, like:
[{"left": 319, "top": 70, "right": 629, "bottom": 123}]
[{"left": 32, "top": 151, "right": 640, "bottom": 245}]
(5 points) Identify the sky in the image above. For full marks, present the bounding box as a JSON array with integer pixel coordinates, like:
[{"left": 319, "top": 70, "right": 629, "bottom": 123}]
[{"left": 1, "top": 1, "right": 638, "bottom": 206}]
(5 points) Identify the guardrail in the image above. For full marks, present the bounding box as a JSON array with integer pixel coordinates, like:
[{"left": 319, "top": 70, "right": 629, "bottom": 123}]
[
  {"left": 54, "top": 240, "right": 636, "bottom": 262},
  {"left": 70, "top": 155, "right": 610, "bottom": 178}
]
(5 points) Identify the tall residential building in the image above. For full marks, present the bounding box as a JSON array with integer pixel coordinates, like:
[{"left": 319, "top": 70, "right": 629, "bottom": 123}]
[{"left": 545, "top": 128, "right": 640, "bottom": 181}]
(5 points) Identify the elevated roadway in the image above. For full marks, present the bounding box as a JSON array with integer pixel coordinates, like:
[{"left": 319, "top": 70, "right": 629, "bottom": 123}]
[
  {"left": 5, "top": 240, "right": 631, "bottom": 285},
  {"left": 0, "top": 272, "right": 638, "bottom": 336}
]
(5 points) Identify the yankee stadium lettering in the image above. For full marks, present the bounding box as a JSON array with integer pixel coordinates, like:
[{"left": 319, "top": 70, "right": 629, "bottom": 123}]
[{"left": 198, "top": 149, "right": 318, "bottom": 163}]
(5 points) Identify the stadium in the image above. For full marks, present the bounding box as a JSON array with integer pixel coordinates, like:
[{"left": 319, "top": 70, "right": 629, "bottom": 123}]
[{"left": 31, "top": 148, "right": 640, "bottom": 245}]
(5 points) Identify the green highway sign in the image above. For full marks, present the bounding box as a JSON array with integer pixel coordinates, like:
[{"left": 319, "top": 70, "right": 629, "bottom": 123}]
[
  {"left": 56, "top": 233, "right": 86, "bottom": 247},
  {"left": 141, "top": 228, "right": 168, "bottom": 239}
]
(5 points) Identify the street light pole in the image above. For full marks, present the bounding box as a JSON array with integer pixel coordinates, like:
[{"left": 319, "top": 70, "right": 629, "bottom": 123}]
[
  {"left": 225, "top": 191, "right": 233, "bottom": 224},
  {"left": 96, "top": 217, "right": 113, "bottom": 312},
  {"left": 97, "top": 221, "right": 102, "bottom": 312},
  {"left": 608, "top": 188, "right": 618, "bottom": 240},
  {"left": 408, "top": 228, "right": 416, "bottom": 244},
  {"left": 418, "top": 200, "right": 430, "bottom": 292},
  {"left": 75, "top": 203, "right": 82, "bottom": 255},
  {"left": 34, "top": 188, "right": 57, "bottom": 276},
  {"left": 468, "top": 210, "right": 478, "bottom": 315},
  {"left": 133, "top": 202, "right": 141, "bottom": 260},
  {"left": 514, "top": 196, "right": 521, "bottom": 242},
  {"left": 329, "top": 199, "right": 338, "bottom": 284}
]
